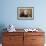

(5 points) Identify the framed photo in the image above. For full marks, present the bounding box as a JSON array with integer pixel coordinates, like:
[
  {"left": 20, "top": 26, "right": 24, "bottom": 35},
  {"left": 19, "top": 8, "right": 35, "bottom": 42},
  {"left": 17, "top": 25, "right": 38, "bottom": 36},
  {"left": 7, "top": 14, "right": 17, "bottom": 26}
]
[{"left": 17, "top": 7, "right": 34, "bottom": 20}]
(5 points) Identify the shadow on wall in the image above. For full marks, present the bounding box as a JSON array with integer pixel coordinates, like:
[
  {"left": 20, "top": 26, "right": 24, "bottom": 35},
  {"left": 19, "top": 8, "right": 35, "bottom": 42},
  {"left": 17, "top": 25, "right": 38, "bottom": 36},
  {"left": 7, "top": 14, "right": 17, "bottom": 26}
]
[{"left": 0, "top": 24, "right": 7, "bottom": 43}]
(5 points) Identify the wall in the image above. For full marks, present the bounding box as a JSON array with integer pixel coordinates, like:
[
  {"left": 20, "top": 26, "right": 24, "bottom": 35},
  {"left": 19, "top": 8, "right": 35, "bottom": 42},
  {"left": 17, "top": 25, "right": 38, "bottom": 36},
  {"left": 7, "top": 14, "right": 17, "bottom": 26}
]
[
  {"left": 0, "top": 0, "right": 46, "bottom": 29},
  {"left": 0, "top": 0, "right": 46, "bottom": 44}
]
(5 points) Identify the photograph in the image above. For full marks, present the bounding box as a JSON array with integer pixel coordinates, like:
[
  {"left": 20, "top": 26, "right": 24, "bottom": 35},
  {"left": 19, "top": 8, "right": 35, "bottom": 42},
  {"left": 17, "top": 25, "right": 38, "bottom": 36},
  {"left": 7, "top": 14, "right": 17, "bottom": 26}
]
[{"left": 17, "top": 7, "right": 34, "bottom": 20}]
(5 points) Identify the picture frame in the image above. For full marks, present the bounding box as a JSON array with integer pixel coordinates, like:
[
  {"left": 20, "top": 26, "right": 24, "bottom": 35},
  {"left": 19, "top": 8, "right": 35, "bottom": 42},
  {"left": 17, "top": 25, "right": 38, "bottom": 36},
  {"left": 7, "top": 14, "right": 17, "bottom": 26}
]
[{"left": 17, "top": 7, "right": 34, "bottom": 20}]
